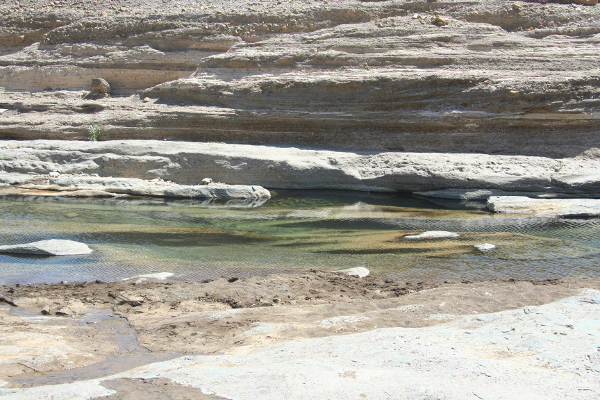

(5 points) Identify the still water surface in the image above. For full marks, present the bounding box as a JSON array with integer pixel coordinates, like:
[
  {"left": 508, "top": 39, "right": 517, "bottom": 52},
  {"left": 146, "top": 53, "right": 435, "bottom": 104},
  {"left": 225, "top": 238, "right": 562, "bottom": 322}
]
[{"left": 0, "top": 189, "right": 598, "bottom": 284}]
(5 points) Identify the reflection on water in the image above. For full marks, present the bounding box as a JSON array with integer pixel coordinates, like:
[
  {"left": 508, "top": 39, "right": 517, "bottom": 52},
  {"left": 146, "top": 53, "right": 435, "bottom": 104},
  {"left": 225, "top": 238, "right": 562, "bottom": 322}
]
[{"left": 0, "top": 189, "right": 598, "bottom": 284}]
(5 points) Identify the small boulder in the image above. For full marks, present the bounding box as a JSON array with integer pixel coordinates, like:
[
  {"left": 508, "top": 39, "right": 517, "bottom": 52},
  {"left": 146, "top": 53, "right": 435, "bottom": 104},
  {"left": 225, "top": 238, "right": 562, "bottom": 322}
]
[
  {"left": 405, "top": 231, "right": 460, "bottom": 240},
  {"left": 0, "top": 239, "right": 93, "bottom": 256},
  {"left": 201, "top": 178, "right": 213, "bottom": 185},
  {"left": 431, "top": 16, "right": 449, "bottom": 27},
  {"left": 474, "top": 243, "right": 496, "bottom": 252},
  {"left": 122, "top": 272, "right": 174, "bottom": 283},
  {"left": 333, "top": 267, "right": 370, "bottom": 278},
  {"left": 90, "top": 78, "right": 111, "bottom": 97}
]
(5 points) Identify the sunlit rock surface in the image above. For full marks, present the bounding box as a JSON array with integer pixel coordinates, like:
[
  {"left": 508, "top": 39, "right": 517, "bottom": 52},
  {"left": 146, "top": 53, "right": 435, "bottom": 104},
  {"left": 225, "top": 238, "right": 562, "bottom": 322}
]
[
  {"left": 0, "top": 239, "right": 92, "bottom": 256},
  {"left": 0, "top": 0, "right": 598, "bottom": 194}
]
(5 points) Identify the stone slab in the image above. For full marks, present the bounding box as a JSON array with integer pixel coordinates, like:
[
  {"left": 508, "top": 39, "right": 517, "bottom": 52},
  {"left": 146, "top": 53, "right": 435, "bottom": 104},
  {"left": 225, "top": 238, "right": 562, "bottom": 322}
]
[
  {"left": 487, "top": 196, "right": 600, "bottom": 217},
  {"left": 0, "top": 239, "right": 92, "bottom": 256}
]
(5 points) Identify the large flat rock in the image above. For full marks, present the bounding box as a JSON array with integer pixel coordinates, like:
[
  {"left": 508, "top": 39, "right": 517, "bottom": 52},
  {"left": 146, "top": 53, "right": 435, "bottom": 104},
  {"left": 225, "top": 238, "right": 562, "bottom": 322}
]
[
  {"left": 0, "top": 239, "right": 92, "bottom": 256},
  {"left": 1, "top": 140, "right": 599, "bottom": 194},
  {"left": 0, "top": 166, "right": 270, "bottom": 200},
  {"left": 487, "top": 196, "right": 600, "bottom": 217}
]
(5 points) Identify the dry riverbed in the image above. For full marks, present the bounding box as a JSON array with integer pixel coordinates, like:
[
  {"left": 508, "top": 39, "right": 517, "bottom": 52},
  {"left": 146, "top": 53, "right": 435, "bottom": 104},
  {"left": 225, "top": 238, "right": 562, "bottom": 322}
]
[{"left": 1, "top": 271, "right": 600, "bottom": 398}]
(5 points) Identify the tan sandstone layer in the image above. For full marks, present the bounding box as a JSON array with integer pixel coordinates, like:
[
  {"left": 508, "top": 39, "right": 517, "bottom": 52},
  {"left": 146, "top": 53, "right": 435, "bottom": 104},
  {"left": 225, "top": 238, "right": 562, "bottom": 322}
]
[{"left": 0, "top": 0, "right": 599, "bottom": 195}]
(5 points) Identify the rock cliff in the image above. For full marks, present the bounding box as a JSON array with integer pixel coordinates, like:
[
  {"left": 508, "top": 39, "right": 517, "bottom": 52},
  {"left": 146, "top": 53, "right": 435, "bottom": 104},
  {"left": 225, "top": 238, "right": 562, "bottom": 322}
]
[{"left": 0, "top": 0, "right": 598, "bottom": 193}]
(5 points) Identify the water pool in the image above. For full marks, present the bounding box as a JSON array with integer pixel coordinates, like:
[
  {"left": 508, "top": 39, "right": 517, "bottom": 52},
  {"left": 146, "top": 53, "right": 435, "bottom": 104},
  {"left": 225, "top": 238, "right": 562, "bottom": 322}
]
[{"left": 0, "top": 189, "right": 598, "bottom": 284}]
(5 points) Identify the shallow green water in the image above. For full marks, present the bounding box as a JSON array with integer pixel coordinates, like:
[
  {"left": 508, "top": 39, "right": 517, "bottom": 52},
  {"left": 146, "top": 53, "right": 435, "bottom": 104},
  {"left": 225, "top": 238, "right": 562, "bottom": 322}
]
[{"left": 0, "top": 189, "right": 598, "bottom": 284}]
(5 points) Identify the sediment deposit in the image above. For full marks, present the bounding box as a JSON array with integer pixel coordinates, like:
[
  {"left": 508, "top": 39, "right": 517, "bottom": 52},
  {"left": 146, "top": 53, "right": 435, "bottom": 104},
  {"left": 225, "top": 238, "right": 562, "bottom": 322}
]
[{"left": 1, "top": 274, "right": 600, "bottom": 399}]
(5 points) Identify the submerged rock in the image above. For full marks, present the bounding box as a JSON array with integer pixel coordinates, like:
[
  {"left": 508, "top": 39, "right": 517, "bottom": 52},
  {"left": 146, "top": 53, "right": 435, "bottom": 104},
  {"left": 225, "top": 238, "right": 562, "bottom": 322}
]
[
  {"left": 122, "top": 272, "right": 174, "bottom": 283},
  {"left": 405, "top": 231, "right": 460, "bottom": 240},
  {"left": 333, "top": 267, "right": 370, "bottom": 278},
  {"left": 474, "top": 243, "right": 497, "bottom": 252},
  {"left": 0, "top": 239, "right": 93, "bottom": 256}
]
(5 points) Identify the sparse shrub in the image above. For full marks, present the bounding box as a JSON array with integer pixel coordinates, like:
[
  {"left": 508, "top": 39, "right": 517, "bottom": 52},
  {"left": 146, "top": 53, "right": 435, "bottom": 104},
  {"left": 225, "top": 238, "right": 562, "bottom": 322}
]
[{"left": 88, "top": 124, "right": 101, "bottom": 141}]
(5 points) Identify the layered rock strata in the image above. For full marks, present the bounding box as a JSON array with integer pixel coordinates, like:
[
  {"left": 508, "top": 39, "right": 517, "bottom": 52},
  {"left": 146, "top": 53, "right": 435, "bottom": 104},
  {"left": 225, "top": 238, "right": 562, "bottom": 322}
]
[
  {"left": 0, "top": 168, "right": 271, "bottom": 200},
  {"left": 0, "top": 140, "right": 598, "bottom": 194},
  {"left": 0, "top": 1, "right": 598, "bottom": 193}
]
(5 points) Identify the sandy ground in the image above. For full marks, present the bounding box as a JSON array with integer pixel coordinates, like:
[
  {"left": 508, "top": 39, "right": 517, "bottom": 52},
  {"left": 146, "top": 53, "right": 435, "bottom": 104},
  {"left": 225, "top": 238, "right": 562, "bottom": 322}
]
[{"left": 1, "top": 271, "right": 600, "bottom": 398}]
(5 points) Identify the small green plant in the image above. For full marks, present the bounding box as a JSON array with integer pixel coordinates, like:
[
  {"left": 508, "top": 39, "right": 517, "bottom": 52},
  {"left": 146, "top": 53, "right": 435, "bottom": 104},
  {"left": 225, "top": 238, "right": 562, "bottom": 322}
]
[{"left": 88, "top": 124, "right": 101, "bottom": 141}]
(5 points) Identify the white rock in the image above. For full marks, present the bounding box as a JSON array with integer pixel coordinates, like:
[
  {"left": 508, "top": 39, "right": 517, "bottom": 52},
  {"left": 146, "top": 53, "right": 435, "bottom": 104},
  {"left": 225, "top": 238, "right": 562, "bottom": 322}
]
[
  {"left": 1, "top": 140, "right": 599, "bottom": 195},
  {"left": 13, "top": 174, "right": 271, "bottom": 200},
  {"left": 0, "top": 239, "right": 92, "bottom": 256},
  {"left": 405, "top": 231, "right": 460, "bottom": 240},
  {"left": 474, "top": 243, "right": 496, "bottom": 251},
  {"left": 122, "top": 272, "right": 174, "bottom": 282},
  {"left": 333, "top": 267, "right": 370, "bottom": 278},
  {"left": 487, "top": 196, "right": 600, "bottom": 217}
]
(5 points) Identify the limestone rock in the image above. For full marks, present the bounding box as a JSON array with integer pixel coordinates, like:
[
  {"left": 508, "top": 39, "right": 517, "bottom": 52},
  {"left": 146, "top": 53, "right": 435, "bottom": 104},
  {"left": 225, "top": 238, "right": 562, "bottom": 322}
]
[
  {"left": 405, "top": 231, "right": 460, "bottom": 240},
  {"left": 431, "top": 16, "right": 449, "bottom": 27},
  {"left": 122, "top": 272, "right": 174, "bottom": 284},
  {"left": 1, "top": 171, "right": 271, "bottom": 201},
  {"left": 474, "top": 243, "right": 496, "bottom": 251},
  {"left": 487, "top": 196, "right": 600, "bottom": 217},
  {"left": 0, "top": 239, "right": 93, "bottom": 256},
  {"left": 415, "top": 189, "right": 596, "bottom": 200},
  {"left": 333, "top": 267, "right": 370, "bottom": 278},
  {"left": 0, "top": 1, "right": 599, "bottom": 196},
  {"left": 1, "top": 140, "right": 599, "bottom": 195}
]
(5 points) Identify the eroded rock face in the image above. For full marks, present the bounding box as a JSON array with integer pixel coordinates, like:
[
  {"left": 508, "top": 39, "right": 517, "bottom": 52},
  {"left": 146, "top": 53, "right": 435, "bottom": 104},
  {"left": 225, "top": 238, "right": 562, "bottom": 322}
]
[
  {"left": 0, "top": 168, "right": 271, "bottom": 200},
  {"left": 0, "top": 1, "right": 598, "bottom": 193},
  {"left": 0, "top": 140, "right": 598, "bottom": 194}
]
